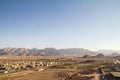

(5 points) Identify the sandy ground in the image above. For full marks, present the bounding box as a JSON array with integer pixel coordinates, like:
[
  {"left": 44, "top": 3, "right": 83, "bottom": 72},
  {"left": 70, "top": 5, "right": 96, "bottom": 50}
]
[
  {"left": 0, "top": 69, "right": 100, "bottom": 80},
  {"left": 0, "top": 70, "right": 62, "bottom": 80}
]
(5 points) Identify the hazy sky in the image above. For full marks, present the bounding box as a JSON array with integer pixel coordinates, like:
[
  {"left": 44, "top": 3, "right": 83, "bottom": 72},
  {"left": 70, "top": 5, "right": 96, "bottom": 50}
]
[{"left": 0, "top": 0, "right": 120, "bottom": 50}]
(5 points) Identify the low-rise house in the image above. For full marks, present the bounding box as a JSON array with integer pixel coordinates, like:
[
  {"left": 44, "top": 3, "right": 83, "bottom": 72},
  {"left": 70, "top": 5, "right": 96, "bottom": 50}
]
[{"left": 111, "top": 72, "right": 120, "bottom": 80}]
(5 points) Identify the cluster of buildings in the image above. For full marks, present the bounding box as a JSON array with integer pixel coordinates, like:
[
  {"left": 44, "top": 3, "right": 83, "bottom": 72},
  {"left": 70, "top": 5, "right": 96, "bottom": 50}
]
[
  {"left": 99, "top": 59, "right": 120, "bottom": 80},
  {"left": 113, "top": 60, "right": 120, "bottom": 64},
  {"left": 0, "top": 60, "right": 64, "bottom": 73}
]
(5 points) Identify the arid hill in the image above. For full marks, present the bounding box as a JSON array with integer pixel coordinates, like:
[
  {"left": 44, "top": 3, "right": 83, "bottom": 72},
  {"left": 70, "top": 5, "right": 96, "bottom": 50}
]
[{"left": 0, "top": 47, "right": 97, "bottom": 56}]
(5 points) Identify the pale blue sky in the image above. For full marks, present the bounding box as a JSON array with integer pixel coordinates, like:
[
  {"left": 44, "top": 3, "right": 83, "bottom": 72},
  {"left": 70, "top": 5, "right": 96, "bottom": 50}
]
[{"left": 0, "top": 0, "right": 120, "bottom": 50}]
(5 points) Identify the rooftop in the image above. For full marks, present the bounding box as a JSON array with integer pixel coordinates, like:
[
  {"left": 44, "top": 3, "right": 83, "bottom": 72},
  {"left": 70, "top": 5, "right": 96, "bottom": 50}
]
[{"left": 111, "top": 72, "right": 120, "bottom": 77}]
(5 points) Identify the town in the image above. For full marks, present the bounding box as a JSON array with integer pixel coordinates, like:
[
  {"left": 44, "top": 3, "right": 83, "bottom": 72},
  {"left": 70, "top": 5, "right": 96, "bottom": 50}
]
[{"left": 0, "top": 56, "right": 119, "bottom": 80}]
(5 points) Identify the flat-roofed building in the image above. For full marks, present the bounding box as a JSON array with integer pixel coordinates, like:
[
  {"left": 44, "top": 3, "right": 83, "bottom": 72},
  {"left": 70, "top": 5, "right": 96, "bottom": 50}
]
[{"left": 111, "top": 72, "right": 120, "bottom": 80}]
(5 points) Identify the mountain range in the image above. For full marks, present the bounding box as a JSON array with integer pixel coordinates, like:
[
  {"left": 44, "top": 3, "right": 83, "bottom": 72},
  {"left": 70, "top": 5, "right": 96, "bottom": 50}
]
[{"left": 0, "top": 47, "right": 120, "bottom": 56}]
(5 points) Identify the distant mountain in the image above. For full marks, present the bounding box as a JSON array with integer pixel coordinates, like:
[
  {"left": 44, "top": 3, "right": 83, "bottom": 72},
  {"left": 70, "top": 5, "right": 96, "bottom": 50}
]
[
  {"left": 83, "top": 55, "right": 92, "bottom": 58},
  {"left": 60, "top": 48, "right": 96, "bottom": 56},
  {"left": 1, "top": 47, "right": 120, "bottom": 57},
  {"left": 0, "top": 48, "right": 29, "bottom": 56},
  {"left": 40, "top": 48, "right": 62, "bottom": 56},
  {"left": 96, "top": 49, "right": 116, "bottom": 55},
  {"left": 95, "top": 53, "right": 105, "bottom": 58},
  {"left": 0, "top": 47, "right": 97, "bottom": 56},
  {"left": 96, "top": 49, "right": 120, "bottom": 56},
  {"left": 111, "top": 52, "right": 120, "bottom": 57}
]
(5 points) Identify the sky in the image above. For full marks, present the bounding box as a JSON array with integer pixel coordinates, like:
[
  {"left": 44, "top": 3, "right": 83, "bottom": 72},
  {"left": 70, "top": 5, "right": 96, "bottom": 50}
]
[{"left": 0, "top": 0, "right": 120, "bottom": 50}]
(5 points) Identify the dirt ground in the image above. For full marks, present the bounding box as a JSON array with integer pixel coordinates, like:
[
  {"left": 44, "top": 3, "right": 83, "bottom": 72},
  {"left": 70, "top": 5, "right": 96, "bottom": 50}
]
[
  {"left": 0, "top": 69, "right": 67, "bottom": 80},
  {"left": 0, "top": 69, "right": 100, "bottom": 80}
]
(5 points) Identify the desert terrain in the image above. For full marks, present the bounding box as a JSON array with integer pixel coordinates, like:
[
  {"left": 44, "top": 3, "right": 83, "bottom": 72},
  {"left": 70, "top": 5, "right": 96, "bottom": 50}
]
[{"left": 0, "top": 56, "right": 119, "bottom": 80}]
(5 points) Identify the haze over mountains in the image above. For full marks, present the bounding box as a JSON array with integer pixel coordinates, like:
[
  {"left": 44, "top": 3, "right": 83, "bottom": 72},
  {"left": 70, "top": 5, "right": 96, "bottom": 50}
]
[
  {"left": 97, "top": 49, "right": 120, "bottom": 56},
  {"left": 0, "top": 47, "right": 120, "bottom": 56}
]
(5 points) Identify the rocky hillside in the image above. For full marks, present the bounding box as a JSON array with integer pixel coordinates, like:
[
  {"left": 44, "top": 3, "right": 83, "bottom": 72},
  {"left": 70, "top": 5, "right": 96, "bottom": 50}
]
[{"left": 0, "top": 47, "right": 97, "bottom": 56}]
